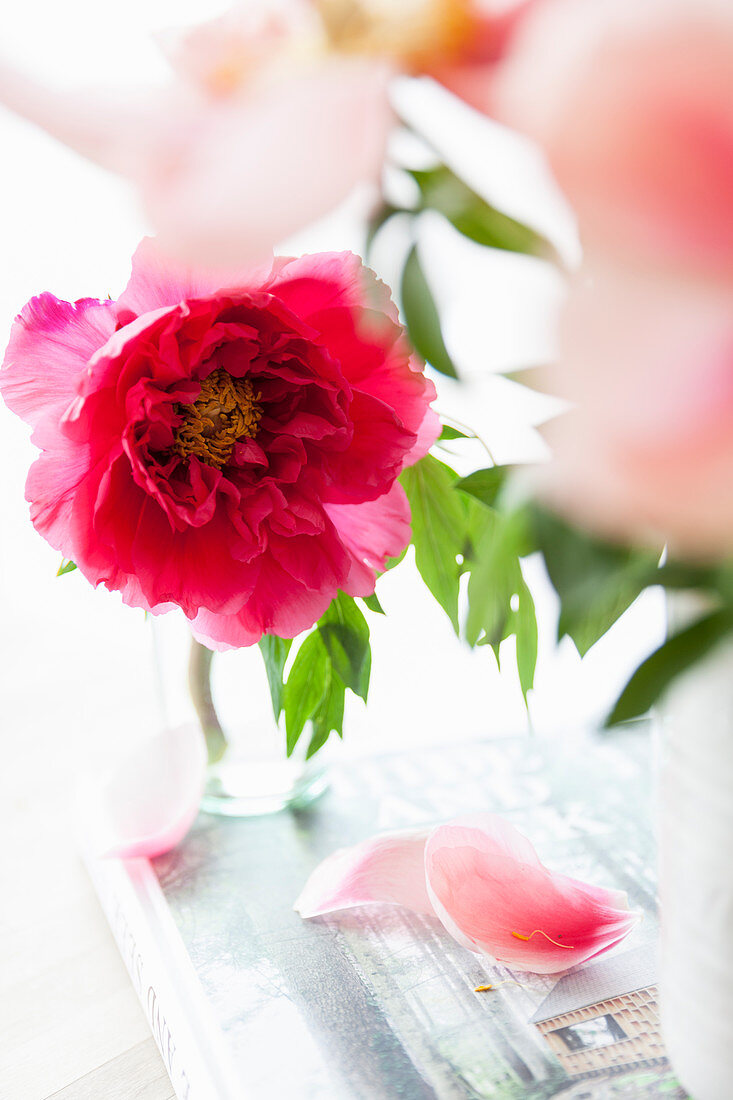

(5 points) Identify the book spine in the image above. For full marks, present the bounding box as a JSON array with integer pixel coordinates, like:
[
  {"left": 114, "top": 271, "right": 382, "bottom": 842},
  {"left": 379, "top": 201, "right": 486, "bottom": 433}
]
[{"left": 85, "top": 853, "right": 241, "bottom": 1100}]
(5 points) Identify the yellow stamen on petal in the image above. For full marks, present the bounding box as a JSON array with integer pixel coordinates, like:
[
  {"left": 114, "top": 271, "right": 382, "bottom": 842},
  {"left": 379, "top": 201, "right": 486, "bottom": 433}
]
[
  {"left": 474, "top": 979, "right": 527, "bottom": 993},
  {"left": 511, "top": 930, "right": 575, "bottom": 950},
  {"left": 316, "top": 0, "right": 475, "bottom": 70},
  {"left": 173, "top": 368, "right": 263, "bottom": 469}
]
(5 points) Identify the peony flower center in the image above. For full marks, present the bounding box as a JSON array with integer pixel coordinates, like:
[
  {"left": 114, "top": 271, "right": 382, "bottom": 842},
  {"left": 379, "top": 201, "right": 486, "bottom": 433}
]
[
  {"left": 173, "top": 368, "right": 263, "bottom": 469},
  {"left": 315, "top": 0, "right": 475, "bottom": 69}
]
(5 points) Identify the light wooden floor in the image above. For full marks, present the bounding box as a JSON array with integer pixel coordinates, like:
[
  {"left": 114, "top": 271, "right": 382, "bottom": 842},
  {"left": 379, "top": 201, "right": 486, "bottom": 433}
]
[{"left": 0, "top": 718, "right": 174, "bottom": 1100}]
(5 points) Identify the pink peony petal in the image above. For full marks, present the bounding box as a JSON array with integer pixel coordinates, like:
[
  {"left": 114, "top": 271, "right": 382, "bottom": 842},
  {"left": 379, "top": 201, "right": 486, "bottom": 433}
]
[
  {"left": 0, "top": 51, "right": 391, "bottom": 269},
  {"left": 143, "top": 58, "right": 392, "bottom": 268},
  {"left": 425, "top": 815, "right": 639, "bottom": 974},
  {"left": 84, "top": 724, "right": 207, "bottom": 860},
  {"left": 496, "top": 0, "right": 733, "bottom": 278},
  {"left": 538, "top": 260, "right": 733, "bottom": 557},
  {"left": 294, "top": 828, "right": 434, "bottom": 918},
  {"left": 114, "top": 237, "right": 270, "bottom": 323},
  {"left": 326, "top": 481, "right": 412, "bottom": 595},
  {"left": 0, "top": 294, "right": 115, "bottom": 430},
  {"left": 297, "top": 814, "right": 639, "bottom": 976},
  {"left": 4, "top": 247, "right": 435, "bottom": 650}
]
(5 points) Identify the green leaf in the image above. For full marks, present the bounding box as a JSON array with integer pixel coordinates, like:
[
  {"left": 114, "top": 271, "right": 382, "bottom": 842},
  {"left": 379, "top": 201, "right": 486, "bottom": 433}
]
[
  {"left": 56, "top": 559, "right": 77, "bottom": 576},
  {"left": 317, "top": 593, "right": 370, "bottom": 700},
  {"left": 465, "top": 508, "right": 525, "bottom": 648},
  {"left": 606, "top": 609, "right": 733, "bottom": 727},
  {"left": 306, "top": 667, "right": 346, "bottom": 760},
  {"left": 283, "top": 632, "right": 329, "bottom": 755},
  {"left": 401, "top": 245, "right": 459, "bottom": 379},
  {"left": 439, "top": 425, "right": 470, "bottom": 442},
  {"left": 530, "top": 507, "right": 660, "bottom": 656},
  {"left": 511, "top": 578, "right": 538, "bottom": 704},
  {"left": 362, "top": 593, "right": 385, "bottom": 615},
  {"left": 455, "top": 467, "right": 507, "bottom": 510},
  {"left": 258, "top": 635, "right": 292, "bottom": 721},
  {"left": 356, "top": 642, "right": 371, "bottom": 705},
  {"left": 408, "top": 165, "right": 552, "bottom": 258},
  {"left": 401, "top": 455, "right": 467, "bottom": 632}
]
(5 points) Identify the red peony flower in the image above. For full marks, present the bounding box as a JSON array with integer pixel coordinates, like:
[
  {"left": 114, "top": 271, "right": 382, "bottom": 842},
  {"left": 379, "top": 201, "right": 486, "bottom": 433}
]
[{"left": 1, "top": 241, "right": 438, "bottom": 648}]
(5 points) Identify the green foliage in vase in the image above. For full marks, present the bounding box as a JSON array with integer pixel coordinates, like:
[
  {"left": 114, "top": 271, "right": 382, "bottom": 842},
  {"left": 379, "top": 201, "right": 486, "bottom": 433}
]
[
  {"left": 400, "top": 454, "right": 537, "bottom": 704},
  {"left": 261, "top": 594, "right": 373, "bottom": 760}
]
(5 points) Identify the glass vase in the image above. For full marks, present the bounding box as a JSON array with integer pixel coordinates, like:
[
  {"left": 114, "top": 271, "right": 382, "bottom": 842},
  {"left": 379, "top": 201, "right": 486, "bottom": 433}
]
[{"left": 152, "top": 612, "right": 329, "bottom": 817}]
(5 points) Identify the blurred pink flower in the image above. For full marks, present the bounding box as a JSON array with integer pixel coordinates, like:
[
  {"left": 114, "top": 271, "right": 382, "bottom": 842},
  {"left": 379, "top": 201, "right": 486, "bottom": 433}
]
[
  {"left": 295, "top": 813, "right": 638, "bottom": 974},
  {"left": 1, "top": 240, "right": 438, "bottom": 649},
  {"left": 314, "top": 0, "right": 537, "bottom": 115},
  {"left": 0, "top": 2, "right": 392, "bottom": 267},
  {"left": 0, "top": 2, "right": 539, "bottom": 267},
  {"left": 495, "top": 0, "right": 733, "bottom": 556}
]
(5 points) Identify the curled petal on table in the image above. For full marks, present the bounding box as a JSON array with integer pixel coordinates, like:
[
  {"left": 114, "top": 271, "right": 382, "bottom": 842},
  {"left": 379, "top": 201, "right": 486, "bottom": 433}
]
[
  {"left": 83, "top": 725, "right": 207, "bottom": 860},
  {"left": 296, "top": 813, "right": 639, "bottom": 974},
  {"left": 424, "top": 815, "right": 639, "bottom": 975},
  {"left": 295, "top": 828, "right": 435, "bottom": 917}
]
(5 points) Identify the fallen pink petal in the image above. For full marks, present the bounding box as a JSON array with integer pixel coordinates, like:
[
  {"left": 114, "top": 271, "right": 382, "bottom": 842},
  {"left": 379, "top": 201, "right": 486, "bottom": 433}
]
[
  {"left": 296, "top": 813, "right": 640, "bottom": 975},
  {"left": 81, "top": 724, "right": 207, "bottom": 860}
]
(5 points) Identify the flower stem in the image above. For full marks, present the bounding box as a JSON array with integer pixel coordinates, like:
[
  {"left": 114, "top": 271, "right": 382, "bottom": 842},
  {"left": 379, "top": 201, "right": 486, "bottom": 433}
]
[{"left": 188, "top": 640, "right": 227, "bottom": 764}]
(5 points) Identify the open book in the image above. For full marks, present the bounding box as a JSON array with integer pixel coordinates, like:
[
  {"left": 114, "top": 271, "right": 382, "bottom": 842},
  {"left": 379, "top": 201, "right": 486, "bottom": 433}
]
[{"left": 86, "top": 728, "right": 687, "bottom": 1099}]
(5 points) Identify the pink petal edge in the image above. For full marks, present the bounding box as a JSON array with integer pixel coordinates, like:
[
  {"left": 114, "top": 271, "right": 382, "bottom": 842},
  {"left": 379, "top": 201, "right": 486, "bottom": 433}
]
[
  {"left": 424, "top": 815, "right": 640, "bottom": 975},
  {"left": 294, "top": 828, "right": 434, "bottom": 918},
  {"left": 82, "top": 724, "right": 207, "bottom": 860}
]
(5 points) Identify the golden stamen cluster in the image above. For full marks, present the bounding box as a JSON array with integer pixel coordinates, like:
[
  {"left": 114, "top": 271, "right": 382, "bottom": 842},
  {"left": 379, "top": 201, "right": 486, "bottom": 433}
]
[
  {"left": 173, "top": 368, "right": 263, "bottom": 469},
  {"left": 315, "top": 0, "right": 475, "bottom": 70}
]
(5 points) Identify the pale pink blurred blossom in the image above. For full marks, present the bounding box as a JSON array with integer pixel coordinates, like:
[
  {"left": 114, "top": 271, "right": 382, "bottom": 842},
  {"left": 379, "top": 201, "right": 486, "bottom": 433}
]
[
  {"left": 296, "top": 813, "right": 639, "bottom": 974},
  {"left": 495, "top": 0, "right": 733, "bottom": 556},
  {"left": 0, "top": 1, "right": 540, "bottom": 268},
  {"left": 0, "top": 2, "right": 392, "bottom": 267}
]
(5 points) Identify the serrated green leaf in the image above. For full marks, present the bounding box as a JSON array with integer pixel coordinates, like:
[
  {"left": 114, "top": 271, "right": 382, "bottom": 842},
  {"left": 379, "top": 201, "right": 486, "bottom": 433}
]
[
  {"left": 606, "top": 610, "right": 733, "bottom": 727},
  {"left": 283, "top": 632, "right": 329, "bottom": 755},
  {"left": 531, "top": 507, "right": 660, "bottom": 656},
  {"left": 362, "top": 593, "right": 385, "bottom": 615},
  {"left": 258, "top": 635, "right": 292, "bottom": 721},
  {"left": 317, "top": 593, "right": 370, "bottom": 699},
  {"left": 306, "top": 667, "right": 346, "bottom": 760},
  {"left": 401, "top": 245, "right": 458, "bottom": 379},
  {"left": 56, "top": 559, "right": 77, "bottom": 576},
  {"left": 455, "top": 467, "right": 506, "bottom": 510},
  {"left": 408, "top": 165, "right": 552, "bottom": 258},
  {"left": 401, "top": 455, "right": 466, "bottom": 632}
]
